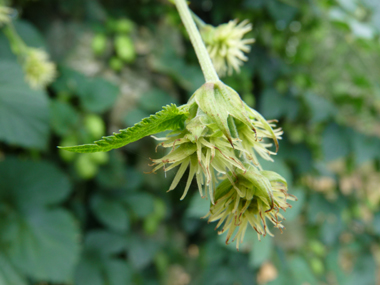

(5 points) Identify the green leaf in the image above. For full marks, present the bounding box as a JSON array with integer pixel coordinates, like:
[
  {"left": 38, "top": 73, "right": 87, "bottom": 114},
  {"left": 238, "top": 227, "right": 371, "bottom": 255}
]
[
  {"left": 59, "top": 104, "right": 188, "bottom": 153},
  {"left": 0, "top": 158, "right": 72, "bottom": 205},
  {"left": 50, "top": 100, "right": 80, "bottom": 136},
  {"left": 127, "top": 235, "right": 160, "bottom": 270},
  {"left": 185, "top": 193, "right": 210, "bottom": 218},
  {"left": 0, "top": 253, "right": 27, "bottom": 285},
  {"left": 14, "top": 20, "right": 47, "bottom": 48},
  {"left": 139, "top": 88, "right": 179, "bottom": 112},
  {"left": 0, "top": 158, "right": 79, "bottom": 283},
  {"left": 0, "top": 61, "right": 50, "bottom": 150},
  {"left": 304, "top": 92, "right": 335, "bottom": 123},
  {"left": 322, "top": 123, "right": 351, "bottom": 162},
  {"left": 373, "top": 212, "right": 380, "bottom": 235},
  {"left": 249, "top": 236, "right": 273, "bottom": 268},
  {"left": 289, "top": 257, "right": 318, "bottom": 285},
  {"left": 7, "top": 209, "right": 80, "bottom": 283},
  {"left": 348, "top": 253, "right": 376, "bottom": 285},
  {"left": 91, "top": 194, "right": 130, "bottom": 232},
  {"left": 74, "top": 231, "right": 130, "bottom": 285},
  {"left": 125, "top": 193, "right": 155, "bottom": 218},
  {"left": 124, "top": 108, "right": 150, "bottom": 126},
  {"left": 77, "top": 77, "right": 119, "bottom": 113},
  {"left": 51, "top": 67, "right": 118, "bottom": 113}
]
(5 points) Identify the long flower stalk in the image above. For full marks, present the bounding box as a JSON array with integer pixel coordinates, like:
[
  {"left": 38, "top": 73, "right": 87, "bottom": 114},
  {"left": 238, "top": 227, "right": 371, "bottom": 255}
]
[{"left": 174, "top": 0, "right": 219, "bottom": 82}]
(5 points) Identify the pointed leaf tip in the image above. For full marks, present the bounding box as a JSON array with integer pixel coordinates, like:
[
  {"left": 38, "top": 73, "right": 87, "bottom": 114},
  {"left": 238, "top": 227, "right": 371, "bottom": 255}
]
[{"left": 58, "top": 104, "right": 188, "bottom": 153}]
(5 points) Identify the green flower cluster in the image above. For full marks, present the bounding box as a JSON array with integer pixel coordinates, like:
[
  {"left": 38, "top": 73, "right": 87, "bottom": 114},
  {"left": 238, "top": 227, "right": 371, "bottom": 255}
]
[
  {"left": 60, "top": 0, "right": 296, "bottom": 249},
  {"left": 151, "top": 80, "right": 296, "bottom": 249},
  {"left": 23, "top": 48, "right": 57, "bottom": 89},
  {"left": 201, "top": 19, "right": 255, "bottom": 77},
  {"left": 0, "top": 5, "right": 12, "bottom": 27}
]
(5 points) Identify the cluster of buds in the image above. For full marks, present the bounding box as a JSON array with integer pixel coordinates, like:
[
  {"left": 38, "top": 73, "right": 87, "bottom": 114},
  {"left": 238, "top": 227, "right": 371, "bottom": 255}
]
[
  {"left": 0, "top": 5, "right": 12, "bottom": 27},
  {"left": 200, "top": 19, "right": 255, "bottom": 77},
  {"left": 151, "top": 80, "right": 296, "bottom": 249},
  {"left": 0, "top": 4, "right": 56, "bottom": 89},
  {"left": 23, "top": 48, "right": 57, "bottom": 89}
]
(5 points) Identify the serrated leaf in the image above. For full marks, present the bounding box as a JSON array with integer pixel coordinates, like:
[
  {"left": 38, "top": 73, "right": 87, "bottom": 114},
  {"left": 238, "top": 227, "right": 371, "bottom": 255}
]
[
  {"left": 0, "top": 158, "right": 79, "bottom": 283},
  {"left": 59, "top": 104, "right": 188, "bottom": 153},
  {"left": 0, "top": 61, "right": 50, "bottom": 150}
]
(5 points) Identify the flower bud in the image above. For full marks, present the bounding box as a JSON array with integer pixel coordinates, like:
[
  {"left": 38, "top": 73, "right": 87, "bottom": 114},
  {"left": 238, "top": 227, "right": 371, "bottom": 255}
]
[
  {"left": 206, "top": 167, "right": 296, "bottom": 250},
  {"left": 201, "top": 19, "right": 255, "bottom": 77},
  {"left": 0, "top": 6, "right": 12, "bottom": 27},
  {"left": 23, "top": 48, "right": 57, "bottom": 89}
]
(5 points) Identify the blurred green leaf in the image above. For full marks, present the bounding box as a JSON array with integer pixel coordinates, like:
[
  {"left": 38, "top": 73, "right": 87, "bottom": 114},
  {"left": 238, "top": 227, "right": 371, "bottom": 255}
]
[
  {"left": 124, "top": 108, "right": 150, "bottom": 126},
  {"left": 0, "top": 61, "right": 49, "bottom": 149},
  {"left": 260, "top": 88, "right": 286, "bottom": 118},
  {"left": 267, "top": 0, "right": 298, "bottom": 24},
  {"left": 326, "top": 249, "right": 348, "bottom": 284},
  {"left": 139, "top": 88, "right": 178, "bottom": 112},
  {"left": 373, "top": 212, "right": 380, "bottom": 235},
  {"left": 0, "top": 158, "right": 79, "bottom": 282},
  {"left": 77, "top": 78, "right": 119, "bottom": 113},
  {"left": 50, "top": 100, "right": 80, "bottom": 136},
  {"left": 91, "top": 194, "right": 130, "bottom": 232},
  {"left": 322, "top": 123, "right": 351, "bottom": 162},
  {"left": 14, "top": 20, "right": 46, "bottom": 48},
  {"left": 127, "top": 235, "right": 160, "bottom": 270},
  {"left": 126, "top": 193, "right": 155, "bottom": 218},
  {"left": 348, "top": 253, "right": 376, "bottom": 285},
  {"left": 304, "top": 92, "right": 335, "bottom": 123},
  {"left": 0, "top": 253, "right": 27, "bottom": 285},
  {"left": 74, "top": 231, "right": 130, "bottom": 285},
  {"left": 352, "top": 132, "right": 380, "bottom": 165},
  {"left": 185, "top": 193, "right": 210, "bottom": 218},
  {"left": 289, "top": 257, "right": 318, "bottom": 285},
  {"left": 249, "top": 236, "right": 273, "bottom": 268}
]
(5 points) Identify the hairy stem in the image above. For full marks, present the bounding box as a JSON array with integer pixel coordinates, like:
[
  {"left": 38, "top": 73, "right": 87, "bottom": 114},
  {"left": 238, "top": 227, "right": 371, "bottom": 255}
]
[{"left": 174, "top": 0, "right": 219, "bottom": 82}]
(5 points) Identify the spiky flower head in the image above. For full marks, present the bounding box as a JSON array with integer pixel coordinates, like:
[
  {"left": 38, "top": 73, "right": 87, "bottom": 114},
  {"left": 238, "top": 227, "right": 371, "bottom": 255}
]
[
  {"left": 0, "top": 6, "right": 12, "bottom": 27},
  {"left": 23, "top": 48, "right": 57, "bottom": 89},
  {"left": 236, "top": 119, "right": 283, "bottom": 169},
  {"left": 150, "top": 111, "right": 248, "bottom": 204},
  {"left": 201, "top": 19, "right": 255, "bottom": 77},
  {"left": 151, "top": 81, "right": 283, "bottom": 203},
  {"left": 205, "top": 168, "right": 296, "bottom": 250}
]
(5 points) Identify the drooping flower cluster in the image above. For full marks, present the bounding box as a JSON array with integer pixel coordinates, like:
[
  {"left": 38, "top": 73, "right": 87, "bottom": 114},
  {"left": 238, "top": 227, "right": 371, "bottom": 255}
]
[
  {"left": 0, "top": 6, "right": 12, "bottom": 27},
  {"left": 151, "top": 80, "right": 295, "bottom": 249},
  {"left": 201, "top": 20, "right": 255, "bottom": 77},
  {"left": 205, "top": 168, "right": 296, "bottom": 249},
  {"left": 23, "top": 48, "right": 57, "bottom": 89},
  {"left": 59, "top": 0, "right": 296, "bottom": 250}
]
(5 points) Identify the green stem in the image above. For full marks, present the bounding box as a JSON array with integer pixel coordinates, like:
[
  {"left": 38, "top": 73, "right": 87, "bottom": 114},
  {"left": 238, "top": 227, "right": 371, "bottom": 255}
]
[
  {"left": 3, "top": 23, "right": 27, "bottom": 56},
  {"left": 174, "top": 0, "right": 219, "bottom": 82}
]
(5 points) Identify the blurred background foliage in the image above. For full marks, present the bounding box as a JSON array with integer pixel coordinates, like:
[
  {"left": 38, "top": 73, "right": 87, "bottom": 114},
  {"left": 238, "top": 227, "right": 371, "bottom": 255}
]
[{"left": 0, "top": 0, "right": 380, "bottom": 284}]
